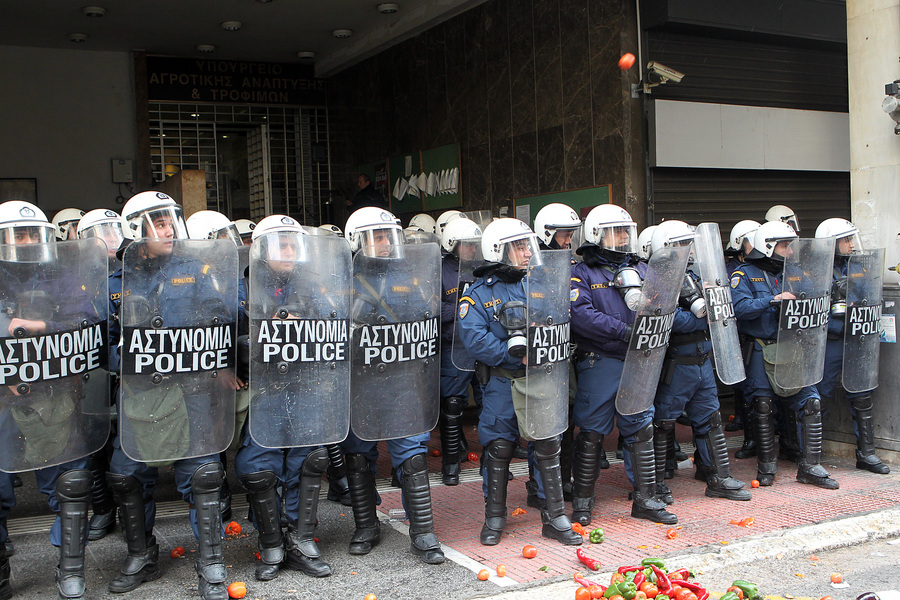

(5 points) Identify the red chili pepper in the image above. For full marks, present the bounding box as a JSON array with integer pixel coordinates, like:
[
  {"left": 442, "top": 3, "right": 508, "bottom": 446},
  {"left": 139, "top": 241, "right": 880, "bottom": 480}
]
[
  {"left": 619, "top": 566, "right": 644, "bottom": 574},
  {"left": 697, "top": 590, "right": 710, "bottom": 600},
  {"left": 576, "top": 574, "right": 607, "bottom": 591},
  {"left": 633, "top": 572, "right": 646, "bottom": 588},
  {"left": 669, "top": 580, "right": 706, "bottom": 594},
  {"left": 669, "top": 569, "right": 690, "bottom": 581},
  {"left": 576, "top": 548, "right": 602, "bottom": 571},
  {"left": 651, "top": 565, "right": 671, "bottom": 593}
]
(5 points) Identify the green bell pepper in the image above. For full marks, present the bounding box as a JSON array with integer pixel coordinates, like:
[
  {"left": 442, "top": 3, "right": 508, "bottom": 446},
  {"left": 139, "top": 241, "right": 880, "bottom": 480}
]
[
  {"left": 731, "top": 580, "right": 760, "bottom": 600},
  {"left": 641, "top": 558, "right": 666, "bottom": 570},
  {"left": 721, "top": 593, "right": 740, "bottom": 600},
  {"left": 604, "top": 583, "right": 621, "bottom": 598},
  {"left": 589, "top": 527, "right": 605, "bottom": 543},
  {"left": 617, "top": 581, "right": 638, "bottom": 600}
]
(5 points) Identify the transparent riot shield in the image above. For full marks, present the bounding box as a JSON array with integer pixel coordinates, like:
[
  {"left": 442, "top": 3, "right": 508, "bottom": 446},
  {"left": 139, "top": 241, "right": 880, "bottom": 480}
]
[
  {"left": 120, "top": 239, "right": 238, "bottom": 463},
  {"left": 522, "top": 250, "right": 572, "bottom": 440},
  {"left": 404, "top": 230, "right": 440, "bottom": 245},
  {"left": 350, "top": 242, "right": 441, "bottom": 441},
  {"left": 774, "top": 238, "right": 834, "bottom": 390},
  {"left": 238, "top": 245, "right": 250, "bottom": 281},
  {"left": 248, "top": 233, "right": 352, "bottom": 448},
  {"left": 0, "top": 239, "right": 110, "bottom": 473},
  {"left": 842, "top": 248, "right": 884, "bottom": 393},
  {"left": 694, "top": 223, "right": 746, "bottom": 385},
  {"left": 450, "top": 242, "right": 484, "bottom": 371},
  {"left": 616, "top": 244, "right": 692, "bottom": 416},
  {"left": 463, "top": 210, "right": 493, "bottom": 229}
]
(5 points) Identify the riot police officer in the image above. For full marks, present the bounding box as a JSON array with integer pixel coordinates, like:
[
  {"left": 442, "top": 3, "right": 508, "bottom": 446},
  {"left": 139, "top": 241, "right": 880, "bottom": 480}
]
[
  {"left": 568, "top": 205, "right": 677, "bottom": 526},
  {"left": 458, "top": 218, "right": 582, "bottom": 546},
  {"left": 731, "top": 221, "right": 839, "bottom": 489},
  {"left": 108, "top": 192, "right": 241, "bottom": 599},
  {"left": 814, "top": 218, "right": 888, "bottom": 474},
  {"left": 51, "top": 208, "right": 86, "bottom": 242}
]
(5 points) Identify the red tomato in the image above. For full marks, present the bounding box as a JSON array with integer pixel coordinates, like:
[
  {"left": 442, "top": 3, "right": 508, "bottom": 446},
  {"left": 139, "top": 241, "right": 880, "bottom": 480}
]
[
  {"left": 478, "top": 569, "right": 490, "bottom": 581},
  {"left": 468, "top": 452, "right": 479, "bottom": 462},
  {"left": 496, "top": 564, "right": 507, "bottom": 577},
  {"left": 831, "top": 573, "right": 843, "bottom": 584},
  {"left": 590, "top": 585, "right": 605, "bottom": 599},
  {"left": 227, "top": 582, "right": 247, "bottom": 599},
  {"left": 522, "top": 545, "right": 537, "bottom": 559},
  {"left": 641, "top": 583, "right": 659, "bottom": 599},
  {"left": 576, "top": 588, "right": 593, "bottom": 600},
  {"left": 727, "top": 586, "right": 744, "bottom": 599}
]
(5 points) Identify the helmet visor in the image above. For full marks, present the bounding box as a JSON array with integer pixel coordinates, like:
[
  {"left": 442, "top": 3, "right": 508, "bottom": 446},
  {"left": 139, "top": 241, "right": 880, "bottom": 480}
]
[
  {"left": 597, "top": 224, "right": 638, "bottom": 255},
  {"left": 81, "top": 221, "right": 125, "bottom": 258},
  {"left": 359, "top": 227, "right": 405, "bottom": 259},
  {"left": 499, "top": 235, "right": 543, "bottom": 269},
  {"left": 835, "top": 232, "right": 863, "bottom": 255},
  {"left": 129, "top": 206, "right": 188, "bottom": 241},
  {"left": 0, "top": 224, "right": 57, "bottom": 262},
  {"left": 550, "top": 226, "right": 582, "bottom": 252},
  {"left": 214, "top": 223, "right": 243, "bottom": 247},
  {"left": 262, "top": 231, "right": 308, "bottom": 265}
]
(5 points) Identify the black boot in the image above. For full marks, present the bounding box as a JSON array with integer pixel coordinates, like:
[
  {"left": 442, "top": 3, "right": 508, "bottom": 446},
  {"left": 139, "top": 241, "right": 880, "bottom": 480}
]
[
  {"left": 852, "top": 395, "right": 890, "bottom": 474},
  {"left": 796, "top": 399, "right": 839, "bottom": 489},
  {"left": 440, "top": 396, "right": 465, "bottom": 486},
  {"left": 753, "top": 396, "right": 778, "bottom": 486},
  {"left": 734, "top": 397, "right": 757, "bottom": 459},
  {"left": 325, "top": 444, "right": 352, "bottom": 506},
  {"left": 107, "top": 473, "right": 160, "bottom": 593},
  {"left": 345, "top": 453, "right": 381, "bottom": 555},
  {"left": 627, "top": 424, "right": 678, "bottom": 524},
  {"left": 0, "top": 537, "right": 10, "bottom": 600},
  {"left": 664, "top": 427, "right": 677, "bottom": 479},
  {"left": 571, "top": 431, "right": 602, "bottom": 525},
  {"left": 191, "top": 462, "right": 228, "bottom": 600},
  {"left": 695, "top": 412, "right": 751, "bottom": 501},
  {"left": 87, "top": 453, "right": 115, "bottom": 541},
  {"left": 534, "top": 437, "right": 582, "bottom": 546},
  {"left": 240, "top": 470, "right": 284, "bottom": 581},
  {"left": 653, "top": 421, "right": 675, "bottom": 505},
  {"left": 56, "top": 469, "right": 91, "bottom": 600},
  {"left": 480, "top": 439, "right": 513, "bottom": 546},
  {"left": 400, "top": 454, "right": 445, "bottom": 564},
  {"left": 560, "top": 424, "right": 575, "bottom": 501},
  {"left": 778, "top": 409, "right": 801, "bottom": 463},
  {"left": 285, "top": 448, "right": 332, "bottom": 576}
]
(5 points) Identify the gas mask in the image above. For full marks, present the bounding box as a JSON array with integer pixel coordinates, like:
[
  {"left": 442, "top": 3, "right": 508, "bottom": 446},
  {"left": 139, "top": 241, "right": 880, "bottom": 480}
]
[
  {"left": 497, "top": 300, "right": 528, "bottom": 359},
  {"left": 679, "top": 274, "right": 707, "bottom": 318},
  {"left": 830, "top": 276, "right": 847, "bottom": 318},
  {"left": 611, "top": 266, "right": 643, "bottom": 312}
]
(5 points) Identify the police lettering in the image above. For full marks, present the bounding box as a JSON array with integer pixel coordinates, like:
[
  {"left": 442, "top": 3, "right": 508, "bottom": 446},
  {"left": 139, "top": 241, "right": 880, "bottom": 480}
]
[
  {"left": 356, "top": 317, "right": 439, "bottom": 366},
  {"left": 848, "top": 304, "right": 882, "bottom": 336},
  {"left": 0, "top": 324, "right": 104, "bottom": 385},
  {"left": 528, "top": 323, "right": 571, "bottom": 365},
  {"left": 630, "top": 312, "right": 675, "bottom": 352},
  {"left": 704, "top": 286, "right": 735, "bottom": 323},
  {"left": 124, "top": 324, "right": 234, "bottom": 374},
  {"left": 257, "top": 318, "right": 348, "bottom": 363},
  {"left": 779, "top": 295, "right": 829, "bottom": 330}
]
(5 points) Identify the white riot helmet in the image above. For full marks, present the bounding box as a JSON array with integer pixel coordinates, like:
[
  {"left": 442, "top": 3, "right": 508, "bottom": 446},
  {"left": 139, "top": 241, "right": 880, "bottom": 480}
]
[
  {"left": 637, "top": 225, "right": 658, "bottom": 260},
  {"left": 0, "top": 201, "right": 57, "bottom": 263},
  {"left": 815, "top": 217, "right": 862, "bottom": 256},
  {"left": 650, "top": 220, "right": 695, "bottom": 255},
  {"left": 729, "top": 220, "right": 761, "bottom": 253},
  {"left": 765, "top": 205, "right": 800, "bottom": 233},
  {"left": 582, "top": 204, "right": 638, "bottom": 259},
  {"left": 121, "top": 191, "right": 189, "bottom": 241},
  {"left": 435, "top": 210, "right": 465, "bottom": 236},
  {"left": 318, "top": 224, "right": 343, "bottom": 237},
  {"left": 234, "top": 218, "right": 256, "bottom": 245},
  {"left": 749, "top": 221, "right": 797, "bottom": 260},
  {"left": 441, "top": 217, "right": 482, "bottom": 255},
  {"left": 533, "top": 203, "right": 582, "bottom": 249},
  {"left": 252, "top": 214, "right": 309, "bottom": 263},
  {"left": 480, "top": 218, "right": 542, "bottom": 268},
  {"left": 77, "top": 208, "right": 128, "bottom": 258},
  {"left": 346, "top": 207, "right": 404, "bottom": 257},
  {"left": 186, "top": 210, "right": 242, "bottom": 247},
  {"left": 408, "top": 213, "right": 436, "bottom": 234},
  {"left": 52, "top": 208, "right": 86, "bottom": 241}
]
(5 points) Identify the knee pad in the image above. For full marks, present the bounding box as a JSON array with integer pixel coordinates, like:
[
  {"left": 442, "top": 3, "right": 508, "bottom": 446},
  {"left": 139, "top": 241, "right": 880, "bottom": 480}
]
[
  {"left": 804, "top": 397, "right": 821, "bottom": 416},
  {"left": 190, "top": 462, "right": 225, "bottom": 494},
  {"left": 442, "top": 396, "right": 465, "bottom": 415},
  {"left": 485, "top": 439, "right": 515, "bottom": 461},
  {"left": 106, "top": 472, "right": 141, "bottom": 495},
  {"left": 402, "top": 453, "right": 428, "bottom": 474},
  {"left": 708, "top": 410, "right": 723, "bottom": 429},
  {"left": 577, "top": 430, "right": 602, "bottom": 444},
  {"left": 239, "top": 470, "right": 277, "bottom": 494},
  {"left": 533, "top": 437, "right": 561, "bottom": 461},
  {"left": 634, "top": 422, "right": 654, "bottom": 444},
  {"left": 850, "top": 394, "right": 873, "bottom": 412},
  {"left": 753, "top": 396, "right": 773, "bottom": 414},
  {"left": 654, "top": 420, "right": 675, "bottom": 433},
  {"left": 56, "top": 469, "right": 92, "bottom": 502},
  {"left": 301, "top": 447, "right": 330, "bottom": 476},
  {"left": 345, "top": 453, "right": 370, "bottom": 473}
]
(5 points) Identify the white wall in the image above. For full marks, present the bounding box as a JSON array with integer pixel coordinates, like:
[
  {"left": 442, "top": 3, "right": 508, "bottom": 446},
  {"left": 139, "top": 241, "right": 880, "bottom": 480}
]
[
  {"left": 0, "top": 45, "right": 136, "bottom": 215},
  {"left": 650, "top": 99, "right": 850, "bottom": 172}
]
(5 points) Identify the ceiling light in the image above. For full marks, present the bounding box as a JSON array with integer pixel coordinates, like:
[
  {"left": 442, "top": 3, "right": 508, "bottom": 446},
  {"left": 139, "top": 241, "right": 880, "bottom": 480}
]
[
  {"left": 197, "top": 44, "right": 216, "bottom": 53},
  {"left": 377, "top": 3, "right": 400, "bottom": 13},
  {"left": 82, "top": 6, "right": 106, "bottom": 17},
  {"left": 297, "top": 51, "right": 316, "bottom": 59},
  {"left": 221, "top": 20, "right": 242, "bottom": 31},
  {"left": 68, "top": 33, "right": 89, "bottom": 43},
  {"left": 332, "top": 29, "right": 353, "bottom": 38}
]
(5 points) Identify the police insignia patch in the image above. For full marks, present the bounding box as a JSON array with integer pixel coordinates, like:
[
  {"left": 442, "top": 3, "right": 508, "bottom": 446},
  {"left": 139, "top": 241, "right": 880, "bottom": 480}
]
[
  {"left": 570, "top": 288, "right": 578, "bottom": 301},
  {"left": 731, "top": 275, "right": 740, "bottom": 288},
  {"left": 459, "top": 303, "right": 469, "bottom": 319}
]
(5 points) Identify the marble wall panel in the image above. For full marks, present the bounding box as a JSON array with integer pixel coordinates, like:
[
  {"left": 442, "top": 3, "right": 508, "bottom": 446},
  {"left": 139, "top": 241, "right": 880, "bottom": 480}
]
[
  {"left": 509, "top": 0, "right": 536, "bottom": 138},
  {"left": 533, "top": 0, "right": 563, "bottom": 130},
  {"left": 486, "top": 0, "right": 512, "bottom": 141},
  {"left": 512, "top": 131, "right": 539, "bottom": 198},
  {"left": 465, "top": 141, "right": 493, "bottom": 208},
  {"left": 565, "top": 115, "right": 594, "bottom": 189},
  {"left": 491, "top": 136, "right": 514, "bottom": 207},
  {"left": 464, "top": 6, "right": 490, "bottom": 147},
  {"left": 560, "top": 0, "right": 591, "bottom": 122},
  {"left": 537, "top": 125, "right": 565, "bottom": 193}
]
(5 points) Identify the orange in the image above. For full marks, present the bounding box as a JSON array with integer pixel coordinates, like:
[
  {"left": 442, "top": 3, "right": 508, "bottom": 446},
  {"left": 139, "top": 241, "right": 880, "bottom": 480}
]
[
  {"left": 496, "top": 564, "right": 507, "bottom": 577},
  {"left": 227, "top": 582, "right": 247, "bottom": 599},
  {"left": 576, "top": 587, "right": 593, "bottom": 600},
  {"left": 830, "top": 573, "right": 842, "bottom": 584},
  {"left": 478, "top": 569, "right": 490, "bottom": 581}
]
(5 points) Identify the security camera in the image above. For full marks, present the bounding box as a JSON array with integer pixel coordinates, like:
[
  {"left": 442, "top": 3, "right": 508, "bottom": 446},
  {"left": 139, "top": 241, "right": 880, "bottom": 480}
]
[{"left": 647, "top": 61, "right": 684, "bottom": 84}]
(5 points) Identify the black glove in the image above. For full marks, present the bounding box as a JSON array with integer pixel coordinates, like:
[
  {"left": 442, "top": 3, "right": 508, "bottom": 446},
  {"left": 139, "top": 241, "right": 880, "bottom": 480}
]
[
  {"left": 623, "top": 322, "right": 634, "bottom": 342},
  {"left": 831, "top": 277, "right": 848, "bottom": 301}
]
